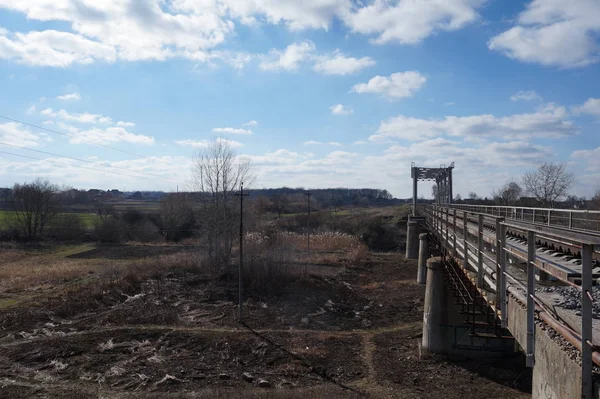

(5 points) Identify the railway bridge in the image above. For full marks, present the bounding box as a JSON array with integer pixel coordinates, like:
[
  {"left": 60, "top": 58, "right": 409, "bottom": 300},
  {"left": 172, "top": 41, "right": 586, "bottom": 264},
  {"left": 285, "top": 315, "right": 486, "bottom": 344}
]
[{"left": 409, "top": 164, "right": 600, "bottom": 399}]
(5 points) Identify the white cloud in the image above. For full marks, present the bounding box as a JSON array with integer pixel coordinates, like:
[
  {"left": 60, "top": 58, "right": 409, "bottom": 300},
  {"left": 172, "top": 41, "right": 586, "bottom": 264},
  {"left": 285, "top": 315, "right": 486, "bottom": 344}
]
[
  {"left": 344, "top": 0, "right": 484, "bottom": 45},
  {"left": 176, "top": 137, "right": 243, "bottom": 148},
  {"left": 242, "top": 149, "right": 307, "bottom": 165},
  {"left": 212, "top": 127, "right": 253, "bottom": 135},
  {"left": 488, "top": 0, "right": 600, "bottom": 68},
  {"left": 304, "top": 140, "right": 343, "bottom": 146},
  {"left": 40, "top": 108, "right": 113, "bottom": 124},
  {"left": 0, "top": 1, "right": 487, "bottom": 68},
  {"left": 242, "top": 120, "right": 258, "bottom": 127},
  {"left": 221, "top": 0, "right": 350, "bottom": 31},
  {"left": 0, "top": 29, "right": 117, "bottom": 67},
  {"left": 370, "top": 103, "right": 577, "bottom": 141},
  {"left": 352, "top": 71, "right": 426, "bottom": 99},
  {"left": 259, "top": 40, "right": 315, "bottom": 71},
  {"left": 573, "top": 98, "right": 600, "bottom": 117},
  {"left": 0, "top": 122, "right": 41, "bottom": 147},
  {"left": 305, "top": 150, "right": 356, "bottom": 165},
  {"left": 510, "top": 90, "right": 542, "bottom": 102},
  {"left": 0, "top": 154, "right": 190, "bottom": 191},
  {"left": 313, "top": 50, "right": 375, "bottom": 75},
  {"left": 0, "top": 1, "right": 233, "bottom": 67},
  {"left": 57, "top": 92, "right": 81, "bottom": 101},
  {"left": 70, "top": 127, "right": 154, "bottom": 145},
  {"left": 116, "top": 121, "right": 136, "bottom": 127},
  {"left": 26, "top": 105, "right": 36, "bottom": 114},
  {"left": 330, "top": 104, "right": 353, "bottom": 116},
  {"left": 42, "top": 120, "right": 54, "bottom": 125},
  {"left": 572, "top": 146, "right": 600, "bottom": 172}
]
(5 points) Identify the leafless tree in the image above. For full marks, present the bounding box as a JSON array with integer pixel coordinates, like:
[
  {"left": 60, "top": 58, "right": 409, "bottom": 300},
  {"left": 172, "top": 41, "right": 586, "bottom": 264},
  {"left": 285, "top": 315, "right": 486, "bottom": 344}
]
[
  {"left": 468, "top": 192, "right": 479, "bottom": 200},
  {"left": 160, "top": 193, "right": 192, "bottom": 241},
  {"left": 522, "top": 163, "right": 574, "bottom": 208},
  {"left": 431, "top": 184, "right": 439, "bottom": 202},
  {"left": 270, "top": 194, "right": 289, "bottom": 218},
  {"left": 590, "top": 189, "right": 600, "bottom": 210},
  {"left": 11, "top": 178, "right": 60, "bottom": 239},
  {"left": 96, "top": 201, "right": 115, "bottom": 222},
  {"left": 492, "top": 181, "right": 523, "bottom": 205},
  {"left": 189, "top": 138, "right": 253, "bottom": 264}
]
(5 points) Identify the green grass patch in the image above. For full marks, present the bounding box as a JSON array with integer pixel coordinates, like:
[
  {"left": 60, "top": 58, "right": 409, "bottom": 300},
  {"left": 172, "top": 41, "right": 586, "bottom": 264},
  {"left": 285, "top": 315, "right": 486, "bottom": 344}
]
[{"left": 0, "top": 210, "right": 101, "bottom": 230}]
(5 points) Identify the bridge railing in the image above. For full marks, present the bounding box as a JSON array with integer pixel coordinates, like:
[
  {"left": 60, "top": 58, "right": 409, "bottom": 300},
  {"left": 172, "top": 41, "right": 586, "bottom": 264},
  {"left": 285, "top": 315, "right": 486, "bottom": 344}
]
[
  {"left": 443, "top": 203, "right": 600, "bottom": 233},
  {"left": 425, "top": 204, "right": 597, "bottom": 398}
]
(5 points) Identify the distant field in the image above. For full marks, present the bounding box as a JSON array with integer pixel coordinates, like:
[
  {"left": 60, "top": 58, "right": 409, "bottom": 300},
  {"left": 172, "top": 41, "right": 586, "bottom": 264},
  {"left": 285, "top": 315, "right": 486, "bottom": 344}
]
[{"left": 0, "top": 210, "right": 101, "bottom": 230}]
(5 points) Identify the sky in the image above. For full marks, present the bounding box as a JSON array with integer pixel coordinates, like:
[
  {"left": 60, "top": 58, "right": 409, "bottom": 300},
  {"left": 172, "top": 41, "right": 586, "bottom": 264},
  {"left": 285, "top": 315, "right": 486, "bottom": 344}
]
[{"left": 1, "top": 0, "right": 600, "bottom": 199}]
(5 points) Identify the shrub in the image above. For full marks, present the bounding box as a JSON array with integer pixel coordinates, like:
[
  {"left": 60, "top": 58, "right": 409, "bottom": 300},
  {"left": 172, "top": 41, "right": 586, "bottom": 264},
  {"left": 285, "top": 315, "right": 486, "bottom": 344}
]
[
  {"left": 46, "top": 213, "right": 86, "bottom": 241},
  {"left": 94, "top": 216, "right": 123, "bottom": 243}
]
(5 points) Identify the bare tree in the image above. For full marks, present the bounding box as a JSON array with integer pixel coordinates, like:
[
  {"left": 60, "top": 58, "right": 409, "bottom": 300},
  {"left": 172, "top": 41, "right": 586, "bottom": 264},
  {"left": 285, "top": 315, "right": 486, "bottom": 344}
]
[
  {"left": 522, "top": 163, "right": 574, "bottom": 208},
  {"left": 468, "top": 192, "right": 479, "bottom": 200},
  {"left": 431, "top": 184, "right": 438, "bottom": 201},
  {"left": 159, "top": 193, "right": 193, "bottom": 241},
  {"left": 492, "top": 181, "right": 522, "bottom": 205},
  {"left": 96, "top": 201, "right": 115, "bottom": 222},
  {"left": 590, "top": 189, "right": 600, "bottom": 210},
  {"left": 189, "top": 138, "right": 253, "bottom": 264},
  {"left": 12, "top": 178, "right": 60, "bottom": 239},
  {"left": 270, "top": 194, "right": 289, "bottom": 218}
]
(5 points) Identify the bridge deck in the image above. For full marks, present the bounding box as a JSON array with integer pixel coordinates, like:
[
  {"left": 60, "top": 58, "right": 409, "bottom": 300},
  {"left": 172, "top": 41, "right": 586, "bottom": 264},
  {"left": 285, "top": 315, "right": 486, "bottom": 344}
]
[
  {"left": 442, "top": 213, "right": 600, "bottom": 281},
  {"left": 431, "top": 212, "right": 600, "bottom": 346}
]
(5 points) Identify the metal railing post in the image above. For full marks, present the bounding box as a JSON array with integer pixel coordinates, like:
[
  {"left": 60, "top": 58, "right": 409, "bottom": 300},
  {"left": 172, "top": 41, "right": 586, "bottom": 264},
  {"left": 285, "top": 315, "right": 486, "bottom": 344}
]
[
  {"left": 500, "top": 223, "right": 507, "bottom": 328},
  {"left": 445, "top": 207, "right": 450, "bottom": 252},
  {"left": 547, "top": 209, "right": 551, "bottom": 226},
  {"left": 463, "top": 212, "right": 468, "bottom": 270},
  {"left": 569, "top": 211, "right": 573, "bottom": 229},
  {"left": 495, "top": 218, "right": 503, "bottom": 301},
  {"left": 582, "top": 243, "right": 593, "bottom": 399},
  {"left": 532, "top": 209, "right": 536, "bottom": 224},
  {"left": 477, "top": 214, "right": 484, "bottom": 288},
  {"left": 526, "top": 230, "right": 536, "bottom": 367},
  {"left": 453, "top": 209, "right": 457, "bottom": 256}
]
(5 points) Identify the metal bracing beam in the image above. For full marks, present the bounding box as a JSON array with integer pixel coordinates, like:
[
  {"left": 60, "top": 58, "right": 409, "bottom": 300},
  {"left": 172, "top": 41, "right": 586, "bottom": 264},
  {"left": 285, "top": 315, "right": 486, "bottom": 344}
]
[
  {"left": 477, "top": 214, "right": 484, "bottom": 288},
  {"left": 499, "top": 223, "right": 508, "bottom": 328},
  {"left": 526, "top": 230, "right": 536, "bottom": 367},
  {"left": 582, "top": 244, "right": 593, "bottom": 399}
]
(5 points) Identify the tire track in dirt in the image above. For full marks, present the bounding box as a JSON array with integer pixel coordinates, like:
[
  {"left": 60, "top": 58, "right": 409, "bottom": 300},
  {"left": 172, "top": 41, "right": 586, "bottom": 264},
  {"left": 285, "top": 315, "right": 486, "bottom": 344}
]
[{"left": 0, "top": 321, "right": 422, "bottom": 349}]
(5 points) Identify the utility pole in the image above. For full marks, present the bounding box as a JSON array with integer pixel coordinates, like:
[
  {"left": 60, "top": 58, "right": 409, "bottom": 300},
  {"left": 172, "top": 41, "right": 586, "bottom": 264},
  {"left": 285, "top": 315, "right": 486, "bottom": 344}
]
[
  {"left": 235, "top": 182, "right": 250, "bottom": 323},
  {"left": 305, "top": 190, "right": 312, "bottom": 256}
]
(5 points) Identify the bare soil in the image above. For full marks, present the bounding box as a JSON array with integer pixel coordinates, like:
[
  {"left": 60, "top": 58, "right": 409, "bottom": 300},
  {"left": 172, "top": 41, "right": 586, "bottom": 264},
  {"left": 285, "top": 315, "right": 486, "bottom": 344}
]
[{"left": 0, "top": 247, "right": 531, "bottom": 398}]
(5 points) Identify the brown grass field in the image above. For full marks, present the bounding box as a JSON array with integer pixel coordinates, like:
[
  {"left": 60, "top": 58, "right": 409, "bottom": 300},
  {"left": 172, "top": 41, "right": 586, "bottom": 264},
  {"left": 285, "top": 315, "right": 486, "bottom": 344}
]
[{"left": 0, "top": 218, "right": 532, "bottom": 398}]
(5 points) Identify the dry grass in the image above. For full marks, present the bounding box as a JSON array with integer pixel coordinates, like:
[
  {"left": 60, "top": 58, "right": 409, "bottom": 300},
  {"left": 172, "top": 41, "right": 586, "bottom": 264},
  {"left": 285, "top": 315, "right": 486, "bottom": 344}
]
[
  {"left": 246, "top": 231, "right": 367, "bottom": 261},
  {"left": 0, "top": 246, "right": 207, "bottom": 294},
  {"left": 240, "top": 230, "right": 367, "bottom": 296}
]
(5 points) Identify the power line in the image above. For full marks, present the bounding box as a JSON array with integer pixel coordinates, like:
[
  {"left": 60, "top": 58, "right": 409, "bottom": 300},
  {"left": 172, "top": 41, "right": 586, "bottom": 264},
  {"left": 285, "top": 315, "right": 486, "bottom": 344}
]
[
  {"left": 0, "top": 141, "right": 181, "bottom": 182},
  {"left": 0, "top": 115, "right": 147, "bottom": 159},
  {"left": 0, "top": 150, "right": 178, "bottom": 185}
]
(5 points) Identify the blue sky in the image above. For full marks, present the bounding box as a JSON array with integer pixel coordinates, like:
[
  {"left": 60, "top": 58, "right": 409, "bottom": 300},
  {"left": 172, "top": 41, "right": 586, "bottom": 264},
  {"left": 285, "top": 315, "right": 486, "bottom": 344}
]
[{"left": 1, "top": 0, "right": 600, "bottom": 199}]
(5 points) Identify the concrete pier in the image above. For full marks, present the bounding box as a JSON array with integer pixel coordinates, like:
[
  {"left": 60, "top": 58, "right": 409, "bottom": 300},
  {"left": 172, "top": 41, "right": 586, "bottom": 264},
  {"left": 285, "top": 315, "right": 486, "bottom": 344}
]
[
  {"left": 405, "top": 219, "right": 420, "bottom": 259},
  {"left": 422, "top": 257, "right": 445, "bottom": 354},
  {"left": 417, "top": 233, "right": 429, "bottom": 284}
]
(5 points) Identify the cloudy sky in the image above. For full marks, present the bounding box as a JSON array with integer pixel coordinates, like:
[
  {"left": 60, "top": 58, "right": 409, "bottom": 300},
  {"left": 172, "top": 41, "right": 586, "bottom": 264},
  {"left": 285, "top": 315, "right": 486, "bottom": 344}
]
[{"left": 1, "top": 0, "right": 600, "bottom": 198}]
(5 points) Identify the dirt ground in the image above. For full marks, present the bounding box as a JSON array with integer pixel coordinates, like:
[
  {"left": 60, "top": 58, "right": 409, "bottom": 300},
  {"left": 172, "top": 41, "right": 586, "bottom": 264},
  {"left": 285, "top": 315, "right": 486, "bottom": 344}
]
[{"left": 0, "top": 245, "right": 531, "bottom": 398}]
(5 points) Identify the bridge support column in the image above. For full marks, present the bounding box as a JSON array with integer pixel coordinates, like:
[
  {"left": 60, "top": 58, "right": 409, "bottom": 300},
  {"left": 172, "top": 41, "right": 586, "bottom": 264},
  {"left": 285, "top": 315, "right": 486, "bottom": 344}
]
[
  {"left": 405, "top": 219, "right": 420, "bottom": 259},
  {"left": 417, "top": 233, "right": 429, "bottom": 284},
  {"left": 422, "top": 257, "right": 445, "bottom": 353}
]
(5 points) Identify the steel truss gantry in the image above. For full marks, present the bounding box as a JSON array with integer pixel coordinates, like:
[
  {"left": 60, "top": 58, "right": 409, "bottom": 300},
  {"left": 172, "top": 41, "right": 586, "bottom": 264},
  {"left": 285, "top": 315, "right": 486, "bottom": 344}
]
[{"left": 411, "top": 162, "right": 455, "bottom": 215}]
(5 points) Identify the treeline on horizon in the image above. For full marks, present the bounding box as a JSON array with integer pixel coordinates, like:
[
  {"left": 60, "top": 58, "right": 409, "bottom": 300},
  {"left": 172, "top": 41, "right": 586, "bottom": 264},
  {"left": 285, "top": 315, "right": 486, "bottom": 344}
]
[{"left": 0, "top": 186, "right": 403, "bottom": 208}]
